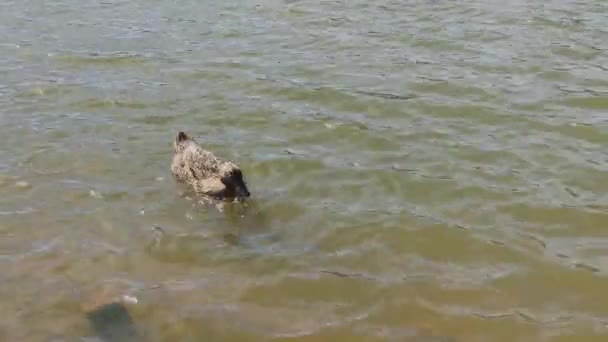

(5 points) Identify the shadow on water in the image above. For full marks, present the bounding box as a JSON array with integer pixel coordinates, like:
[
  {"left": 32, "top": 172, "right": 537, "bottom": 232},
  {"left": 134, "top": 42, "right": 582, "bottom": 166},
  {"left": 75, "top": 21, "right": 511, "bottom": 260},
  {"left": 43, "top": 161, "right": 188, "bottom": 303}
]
[
  {"left": 144, "top": 197, "right": 287, "bottom": 265},
  {"left": 85, "top": 302, "right": 139, "bottom": 342},
  {"left": 220, "top": 198, "right": 279, "bottom": 246}
]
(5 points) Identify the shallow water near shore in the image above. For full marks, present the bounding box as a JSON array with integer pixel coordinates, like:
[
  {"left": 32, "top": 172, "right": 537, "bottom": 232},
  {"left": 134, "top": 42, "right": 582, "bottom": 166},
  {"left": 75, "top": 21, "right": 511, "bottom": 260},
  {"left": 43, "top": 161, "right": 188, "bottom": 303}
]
[{"left": 1, "top": 0, "right": 608, "bottom": 341}]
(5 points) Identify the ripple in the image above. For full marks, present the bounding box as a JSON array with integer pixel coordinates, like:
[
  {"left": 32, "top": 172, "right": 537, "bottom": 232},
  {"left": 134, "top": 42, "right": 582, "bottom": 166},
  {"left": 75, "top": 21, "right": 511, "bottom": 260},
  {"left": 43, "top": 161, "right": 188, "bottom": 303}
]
[
  {"left": 562, "top": 95, "right": 608, "bottom": 110},
  {"left": 53, "top": 51, "right": 150, "bottom": 67}
]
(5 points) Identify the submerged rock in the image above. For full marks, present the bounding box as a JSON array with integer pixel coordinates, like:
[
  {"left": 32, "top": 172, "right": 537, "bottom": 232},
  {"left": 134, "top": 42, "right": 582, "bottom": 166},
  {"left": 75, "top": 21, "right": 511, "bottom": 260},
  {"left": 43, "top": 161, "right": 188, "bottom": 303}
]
[
  {"left": 81, "top": 282, "right": 140, "bottom": 342},
  {"left": 15, "top": 181, "right": 31, "bottom": 189}
]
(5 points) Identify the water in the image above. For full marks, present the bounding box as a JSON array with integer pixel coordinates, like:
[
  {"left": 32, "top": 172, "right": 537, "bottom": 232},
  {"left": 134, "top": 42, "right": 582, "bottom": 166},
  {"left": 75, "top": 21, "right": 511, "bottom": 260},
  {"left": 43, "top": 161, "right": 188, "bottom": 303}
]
[{"left": 1, "top": 0, "right": 607, "bottom": 340}]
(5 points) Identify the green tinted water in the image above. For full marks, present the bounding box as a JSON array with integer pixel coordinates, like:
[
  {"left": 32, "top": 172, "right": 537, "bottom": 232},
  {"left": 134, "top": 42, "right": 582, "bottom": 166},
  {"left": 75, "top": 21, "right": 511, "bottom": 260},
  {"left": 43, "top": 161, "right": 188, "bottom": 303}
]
[{"left": 1, "top": 0, "right": 607, "bottom": 341}]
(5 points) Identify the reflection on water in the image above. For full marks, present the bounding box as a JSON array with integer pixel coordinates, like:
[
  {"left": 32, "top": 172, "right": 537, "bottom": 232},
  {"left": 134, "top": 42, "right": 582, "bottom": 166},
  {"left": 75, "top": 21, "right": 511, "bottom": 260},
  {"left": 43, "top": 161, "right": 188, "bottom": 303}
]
[{"left": 1, "top": 0, "right": 608, "bottom": 340}]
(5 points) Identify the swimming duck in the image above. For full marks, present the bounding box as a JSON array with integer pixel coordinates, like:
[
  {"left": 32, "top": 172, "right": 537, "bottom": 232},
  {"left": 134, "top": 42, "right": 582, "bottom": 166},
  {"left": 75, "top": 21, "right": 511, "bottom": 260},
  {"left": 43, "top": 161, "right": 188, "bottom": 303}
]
[{"left": 170, "top": 131, "right": 250, "bottom": 200}]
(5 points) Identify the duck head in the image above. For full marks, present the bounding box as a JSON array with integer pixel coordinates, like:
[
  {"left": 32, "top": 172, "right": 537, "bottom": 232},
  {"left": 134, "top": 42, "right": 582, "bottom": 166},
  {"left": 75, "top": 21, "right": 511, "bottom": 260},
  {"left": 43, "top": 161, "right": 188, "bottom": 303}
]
[{"left": 220, "top": 167, "right": 251, "bottom": 199}]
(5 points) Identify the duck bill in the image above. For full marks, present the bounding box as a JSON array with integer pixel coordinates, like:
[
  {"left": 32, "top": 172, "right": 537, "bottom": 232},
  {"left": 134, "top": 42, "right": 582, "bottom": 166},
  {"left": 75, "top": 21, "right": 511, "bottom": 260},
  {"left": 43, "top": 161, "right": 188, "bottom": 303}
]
[{"left": 236, "top": 184, "right": 251, "bottom": 198}]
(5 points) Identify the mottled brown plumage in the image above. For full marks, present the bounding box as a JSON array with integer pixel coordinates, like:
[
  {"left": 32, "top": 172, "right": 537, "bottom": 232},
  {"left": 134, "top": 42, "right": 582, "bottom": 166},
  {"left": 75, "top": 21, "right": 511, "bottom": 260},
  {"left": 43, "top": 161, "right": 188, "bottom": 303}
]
[{"left": 171, "top": 131, "right": 250, "bottom": 200}]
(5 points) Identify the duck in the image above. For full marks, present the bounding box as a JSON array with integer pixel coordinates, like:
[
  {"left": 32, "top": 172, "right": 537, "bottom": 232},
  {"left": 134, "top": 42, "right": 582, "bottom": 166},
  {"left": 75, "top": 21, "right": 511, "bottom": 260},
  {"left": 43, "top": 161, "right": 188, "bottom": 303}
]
[{"left": 170, "top": 131, "right": 251, "bottom": 200}]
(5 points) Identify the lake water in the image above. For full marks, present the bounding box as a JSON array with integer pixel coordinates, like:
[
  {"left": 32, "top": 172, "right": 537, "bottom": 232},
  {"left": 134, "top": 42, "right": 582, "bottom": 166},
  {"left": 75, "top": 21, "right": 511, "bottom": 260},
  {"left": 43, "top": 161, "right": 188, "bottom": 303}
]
[{"left": 1, "top": 0, "right": 607, "bottom": 341}]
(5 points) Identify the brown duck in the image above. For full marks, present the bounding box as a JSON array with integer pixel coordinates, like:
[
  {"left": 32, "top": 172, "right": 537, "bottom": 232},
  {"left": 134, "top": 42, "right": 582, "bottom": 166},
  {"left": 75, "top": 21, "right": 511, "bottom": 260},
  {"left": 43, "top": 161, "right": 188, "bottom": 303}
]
[{"left": 171, "top": 131, "right": 250, "bottom": 200}]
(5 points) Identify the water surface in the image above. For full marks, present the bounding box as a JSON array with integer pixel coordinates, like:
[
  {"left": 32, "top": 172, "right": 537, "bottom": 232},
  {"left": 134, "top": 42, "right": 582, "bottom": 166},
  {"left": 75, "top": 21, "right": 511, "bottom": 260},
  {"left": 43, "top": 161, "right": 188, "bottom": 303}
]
[{"left": 1, "top": 0, "right": 608, "bottom": 341}]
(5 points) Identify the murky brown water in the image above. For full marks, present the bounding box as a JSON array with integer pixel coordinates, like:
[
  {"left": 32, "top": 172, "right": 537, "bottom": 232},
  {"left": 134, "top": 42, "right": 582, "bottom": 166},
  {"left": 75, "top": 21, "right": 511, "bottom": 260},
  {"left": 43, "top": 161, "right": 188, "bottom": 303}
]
[{"left": 1, "top": 0, "right": 608, "bottom": 341}]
